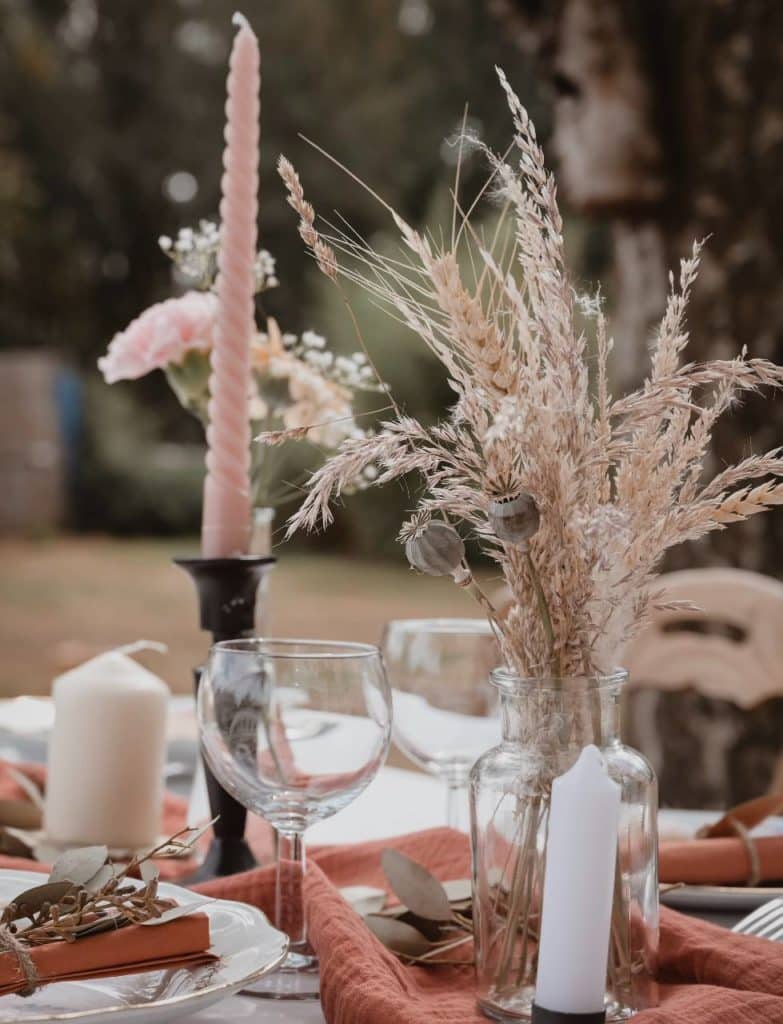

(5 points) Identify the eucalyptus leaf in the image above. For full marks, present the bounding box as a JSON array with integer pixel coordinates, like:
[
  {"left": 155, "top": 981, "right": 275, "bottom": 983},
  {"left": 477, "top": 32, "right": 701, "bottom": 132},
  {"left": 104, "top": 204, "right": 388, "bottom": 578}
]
[
  {"left": 397, "top": 910, "right": 444, "bottom": 942},
  {"left": 9, "top": 880, "right": 75, "bottom": 918},
  {"left": 376, "top": 903, "right": 410, "bottom": 919},
  {"left": 139, "top": 860, "right": 159, "bottom": 883},
  {"left": 84, "top": 864, "right": 115, "bottom": 893},
  {"left": 141, "top": 897, "right": 215, "bottom": 926},
  {"left": 381, "top": 849, "right": 453, "bottom": 922},
  {"left": 0, "top": 799, "right": 42, "bottom": 830},
  {"left": 364, "top": 914, "right": 433, "bottom": 957},
  {"left": 49, "top": 846, "right": 109, "bottom": 885}
]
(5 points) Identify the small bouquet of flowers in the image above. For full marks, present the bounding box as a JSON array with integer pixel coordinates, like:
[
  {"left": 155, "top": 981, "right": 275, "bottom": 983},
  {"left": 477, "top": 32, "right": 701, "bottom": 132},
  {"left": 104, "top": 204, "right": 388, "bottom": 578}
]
[{"left": 98, "top": 220, "right": 381, "bottom": 513}]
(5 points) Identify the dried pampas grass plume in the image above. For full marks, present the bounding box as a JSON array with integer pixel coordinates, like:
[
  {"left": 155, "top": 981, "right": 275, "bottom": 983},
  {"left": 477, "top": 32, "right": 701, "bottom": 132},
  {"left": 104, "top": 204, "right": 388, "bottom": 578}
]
[{"left": 280, "top": 69, "right": 783, "bottom": 680}]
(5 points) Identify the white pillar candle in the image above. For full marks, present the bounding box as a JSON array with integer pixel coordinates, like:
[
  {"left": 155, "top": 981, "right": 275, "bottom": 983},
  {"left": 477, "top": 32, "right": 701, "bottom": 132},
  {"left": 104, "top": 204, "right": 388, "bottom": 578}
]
[
  {"left": 44, "top": 651, "right": 168, "bottom": 850},
  {"left": 535, "top": 744, "right": 621, "bottom": 1016}
]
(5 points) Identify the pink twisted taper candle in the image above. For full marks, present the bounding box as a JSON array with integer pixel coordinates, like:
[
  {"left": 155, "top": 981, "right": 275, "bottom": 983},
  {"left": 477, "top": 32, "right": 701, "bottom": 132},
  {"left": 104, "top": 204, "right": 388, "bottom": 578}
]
[{"left": 201, "top": 13, "right": 260, "bottom": 557}]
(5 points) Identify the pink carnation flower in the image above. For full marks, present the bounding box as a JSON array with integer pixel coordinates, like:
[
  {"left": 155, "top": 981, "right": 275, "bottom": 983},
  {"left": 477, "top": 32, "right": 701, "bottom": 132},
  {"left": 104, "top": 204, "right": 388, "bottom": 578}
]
[{"left": 98, "top": 291, "right": 218, "bottom": 383}]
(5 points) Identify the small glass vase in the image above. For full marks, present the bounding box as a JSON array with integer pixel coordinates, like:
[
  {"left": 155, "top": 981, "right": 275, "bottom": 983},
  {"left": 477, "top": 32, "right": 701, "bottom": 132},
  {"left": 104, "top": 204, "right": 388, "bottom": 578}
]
[{"left": 470, "top": 670, "right": 659, "bottom": 1022}]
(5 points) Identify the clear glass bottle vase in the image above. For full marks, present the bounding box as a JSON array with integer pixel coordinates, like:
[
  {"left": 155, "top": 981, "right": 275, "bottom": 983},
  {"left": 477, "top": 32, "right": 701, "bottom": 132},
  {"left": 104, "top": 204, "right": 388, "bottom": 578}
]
[{"left": 470, "top": 669, "right": 659, "bottom": 1022}]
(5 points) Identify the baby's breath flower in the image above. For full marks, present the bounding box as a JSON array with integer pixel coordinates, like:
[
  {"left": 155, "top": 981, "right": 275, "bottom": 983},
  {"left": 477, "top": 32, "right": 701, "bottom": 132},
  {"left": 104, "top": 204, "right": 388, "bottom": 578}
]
[
  {"left": 302, "top": 331, "right": 327, "bottom": 350},
  {"left": 160, "top": 220, "right": 279, "bottom": 294}
]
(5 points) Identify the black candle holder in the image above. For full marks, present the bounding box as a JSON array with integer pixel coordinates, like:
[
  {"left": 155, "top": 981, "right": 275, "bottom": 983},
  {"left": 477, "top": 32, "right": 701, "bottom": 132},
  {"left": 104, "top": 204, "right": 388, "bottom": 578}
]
[
  {"left": 175, "top": 555, "right": 275, "bottom": 881},
  {"left": 531, "top": 1005, "right": 606, "bottom": 1024}
]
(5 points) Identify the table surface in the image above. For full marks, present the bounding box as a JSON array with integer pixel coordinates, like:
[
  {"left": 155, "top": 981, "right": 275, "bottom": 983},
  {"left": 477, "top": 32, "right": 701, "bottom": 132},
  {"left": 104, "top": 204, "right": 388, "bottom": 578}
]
[
  {"left": 188, "top": 779, "right": 748, "bottom": 1023},
  {"left": 0, "top": 698, "right": 757, "bottom": 1023}
]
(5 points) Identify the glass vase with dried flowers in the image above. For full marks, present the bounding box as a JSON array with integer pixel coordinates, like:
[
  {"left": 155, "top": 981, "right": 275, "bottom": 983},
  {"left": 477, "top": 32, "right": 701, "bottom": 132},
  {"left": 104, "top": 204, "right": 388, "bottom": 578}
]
[{"left": 273, "top": 69, "right": 783, "bottom": 1021}]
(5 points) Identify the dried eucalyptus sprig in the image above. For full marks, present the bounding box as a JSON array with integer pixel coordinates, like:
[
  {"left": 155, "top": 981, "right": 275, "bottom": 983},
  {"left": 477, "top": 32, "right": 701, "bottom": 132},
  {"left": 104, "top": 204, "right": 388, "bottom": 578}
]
[
  {"left": 354, "top": 849, "right": 474, "bottom": 966},
  {"left": 357, "top": 849, "right": 682, "bottom": 969},
  {"left": 1, "top": 821, "right": 214, "bottom": 948}
]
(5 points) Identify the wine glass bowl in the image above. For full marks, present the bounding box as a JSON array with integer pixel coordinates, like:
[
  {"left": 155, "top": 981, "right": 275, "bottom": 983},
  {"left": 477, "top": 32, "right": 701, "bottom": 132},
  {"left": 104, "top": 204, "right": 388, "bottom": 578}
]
[
  {"left": 198, "top": 638, "right": 392, "bottom": 998},
  {"left": 382, "top": 618, "right": 501, "bottom": 830}
]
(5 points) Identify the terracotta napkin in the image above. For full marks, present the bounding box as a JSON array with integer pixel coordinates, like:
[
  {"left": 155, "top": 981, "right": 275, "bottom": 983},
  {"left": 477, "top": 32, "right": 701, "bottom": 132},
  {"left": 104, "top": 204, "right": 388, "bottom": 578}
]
[
  {"left": 191, "top": 828, "right": 783, "bottom": 1024},
  {"left": 660, "top": 793, "right": 783, "bottom": 885},
  {"left": 660, "top": 836, "right": 783, "bottom": 885},
  {"left": 0, "top": 914, "right": 213, "bottom": 998}
]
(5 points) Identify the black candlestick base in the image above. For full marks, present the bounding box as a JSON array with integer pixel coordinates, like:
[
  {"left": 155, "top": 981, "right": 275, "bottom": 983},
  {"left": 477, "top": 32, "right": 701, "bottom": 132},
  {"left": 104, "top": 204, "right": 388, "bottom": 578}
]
[
  {"left": 175, "top": 555, "right": 275, "bottom": 881},
  {"left": 531, "top": 1005, "right": 606, "bottom": 1024},
  {"left": 186, "top": 837, "right": 258, "bottom": 883}
]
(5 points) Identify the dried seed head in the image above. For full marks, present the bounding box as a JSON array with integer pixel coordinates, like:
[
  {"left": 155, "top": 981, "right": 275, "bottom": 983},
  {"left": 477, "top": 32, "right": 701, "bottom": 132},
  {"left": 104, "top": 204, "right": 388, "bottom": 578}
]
[
  {"left": 488, "top": 493, "right": 540, "bottom": 545},
  {"left": 405, "top": 521, "right": 465, "bottom": 576}
]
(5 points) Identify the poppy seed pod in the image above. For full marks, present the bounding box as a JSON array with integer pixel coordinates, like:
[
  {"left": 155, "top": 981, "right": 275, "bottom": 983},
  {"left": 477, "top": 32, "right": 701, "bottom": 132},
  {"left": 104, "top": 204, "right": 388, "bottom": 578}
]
[
  {"left": 488, "top": 493, "right": 540, "bottom": 545},
  {"left": 405, "top": 521, "right": 466, "bottom": 576}
]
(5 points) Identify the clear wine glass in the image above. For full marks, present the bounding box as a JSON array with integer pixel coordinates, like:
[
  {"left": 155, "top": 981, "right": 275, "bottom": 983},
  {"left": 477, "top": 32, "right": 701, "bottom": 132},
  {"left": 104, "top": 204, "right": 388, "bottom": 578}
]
[
  {"left": 198, "top": 638, "right": 392, "bottom": 1000},
  {"left": 381, "top": 618, "right": 501, "bottom": 832}
]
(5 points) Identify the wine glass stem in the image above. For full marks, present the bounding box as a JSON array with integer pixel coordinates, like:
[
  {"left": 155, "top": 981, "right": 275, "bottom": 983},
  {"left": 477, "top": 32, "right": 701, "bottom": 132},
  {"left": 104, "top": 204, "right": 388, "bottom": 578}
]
[
  {"left": 445, "top": 779, "right": 469, "bottom": 832},
  {"left": 275, "top": 828, "right": 309, "bottom": 951}
]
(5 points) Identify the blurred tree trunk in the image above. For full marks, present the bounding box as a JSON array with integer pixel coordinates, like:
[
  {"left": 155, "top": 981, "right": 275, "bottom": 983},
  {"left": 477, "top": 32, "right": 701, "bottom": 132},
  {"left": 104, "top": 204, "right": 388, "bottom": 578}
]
[{"left": 492, "top": 0, "right": 783, "bottom": 572}]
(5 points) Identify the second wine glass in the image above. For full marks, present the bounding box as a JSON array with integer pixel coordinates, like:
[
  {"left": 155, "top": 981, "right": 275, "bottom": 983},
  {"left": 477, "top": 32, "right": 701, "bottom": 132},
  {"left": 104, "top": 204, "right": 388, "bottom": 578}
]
[
  {"left": 381, "top": 618, "right": 501, "bottom": 831},
  {"left": 198, "top": 638, "right": 392, "bottom": 999}
]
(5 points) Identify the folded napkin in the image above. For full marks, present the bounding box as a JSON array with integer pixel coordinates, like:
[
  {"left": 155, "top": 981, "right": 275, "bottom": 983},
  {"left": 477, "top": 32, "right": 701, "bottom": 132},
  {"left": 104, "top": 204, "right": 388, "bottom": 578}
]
[
  {"left": 660, "top": 836, "right": 783, "bottom": 885},
  {"left": 0, "top": 914, "right": 213, "bottom": 998},
  {"left": 194, "top": 828, "right": 783, "bottom": 1024},
  {"left": 660, "top": 793, "right": 783, "bottom": 885}
]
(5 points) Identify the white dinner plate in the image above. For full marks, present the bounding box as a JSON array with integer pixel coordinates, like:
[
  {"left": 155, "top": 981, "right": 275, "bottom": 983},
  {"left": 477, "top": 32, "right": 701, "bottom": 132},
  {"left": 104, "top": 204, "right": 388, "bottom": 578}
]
[{"left": 0, "top": 870, "right": 288, "bottom": 1024}]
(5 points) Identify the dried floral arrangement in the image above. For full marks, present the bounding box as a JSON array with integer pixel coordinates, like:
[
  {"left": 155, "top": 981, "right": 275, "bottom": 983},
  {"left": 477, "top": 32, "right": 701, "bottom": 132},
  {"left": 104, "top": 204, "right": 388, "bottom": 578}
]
[
  {"left": 98, "top": 220, "right": 382, "bottom": 510},
  {"left": 0, "top": 823, "right": 212, "bottom": 950},
  {"left": 276, "top": 69, "right": 783, "bottom": 678}
]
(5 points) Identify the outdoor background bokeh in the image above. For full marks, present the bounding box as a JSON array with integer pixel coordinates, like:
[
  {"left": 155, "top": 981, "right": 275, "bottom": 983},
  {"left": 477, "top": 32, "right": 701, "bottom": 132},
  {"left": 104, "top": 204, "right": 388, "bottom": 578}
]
[{"left": 2, "top": 0, "right": 782, "bottom": 693}]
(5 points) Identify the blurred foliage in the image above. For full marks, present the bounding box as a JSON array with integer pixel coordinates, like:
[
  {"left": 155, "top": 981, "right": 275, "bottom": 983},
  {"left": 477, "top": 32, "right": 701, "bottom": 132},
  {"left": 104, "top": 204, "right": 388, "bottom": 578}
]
[
  {"left": 75, "top": 380, "right": 204, "bottom": 535},
  {"left": 0, "top": 0, "right": 536, "bottom": 362},
  {"left": 0, "top": 0, "right": 596, "bottom": 550}
]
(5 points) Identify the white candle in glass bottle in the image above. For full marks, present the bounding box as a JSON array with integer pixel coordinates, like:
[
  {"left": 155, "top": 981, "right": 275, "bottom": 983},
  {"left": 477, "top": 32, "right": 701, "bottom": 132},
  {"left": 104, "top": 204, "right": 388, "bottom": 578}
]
[
  {"left": 534, "top": 744, "right": 621, "bottom": 1017},
  {"left": 44, "top": 649, "right": 168, "bottom": 850}
]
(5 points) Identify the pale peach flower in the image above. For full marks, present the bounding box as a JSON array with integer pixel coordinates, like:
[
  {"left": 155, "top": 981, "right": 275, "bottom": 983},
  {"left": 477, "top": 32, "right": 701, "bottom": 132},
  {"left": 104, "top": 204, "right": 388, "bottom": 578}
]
[
  {"left": 282, "top": 365, "right": 355, "bottom": 447},
  {"left": 98, "top": 291, "right": 218, "bottom": 383}
]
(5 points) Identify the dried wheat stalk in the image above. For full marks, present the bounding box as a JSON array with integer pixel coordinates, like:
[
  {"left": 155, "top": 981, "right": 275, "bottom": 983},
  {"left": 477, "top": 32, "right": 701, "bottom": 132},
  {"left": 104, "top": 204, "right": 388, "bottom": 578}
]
[{"left": 276, "top": 68, "right": 783, "bottom": 679}]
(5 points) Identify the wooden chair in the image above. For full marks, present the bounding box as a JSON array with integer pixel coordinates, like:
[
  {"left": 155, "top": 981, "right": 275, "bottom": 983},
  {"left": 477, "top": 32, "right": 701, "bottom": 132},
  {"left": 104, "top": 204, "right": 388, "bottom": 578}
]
[{"left": 621, "top": 568, "right": 783, "bottom": 808}]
